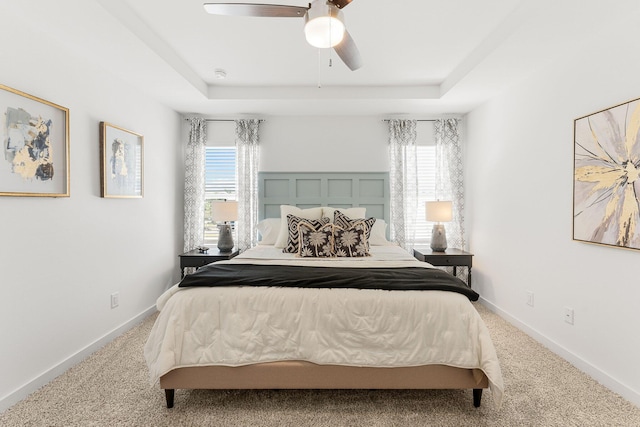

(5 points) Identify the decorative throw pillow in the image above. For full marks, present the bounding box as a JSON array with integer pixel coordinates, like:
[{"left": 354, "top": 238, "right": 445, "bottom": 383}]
[
  {"left": 334, "top": 221, "right": 370, "bottom": 257},
  {"left": 274, "top": 205, "right": 324, "bottom": 248},
  {"left": 283, "top": 214, "right": 330, "bottom": 253},
  {"left": 298, "top": 222, "right": 334, "bottom": 257},
  {"left": 333, "top": 210, "right": 376, "bottom": 247}
]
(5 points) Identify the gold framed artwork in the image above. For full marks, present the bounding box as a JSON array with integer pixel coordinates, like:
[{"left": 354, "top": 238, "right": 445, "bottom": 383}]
[
  {"left": 0, "top": 84, "right": 70, "bottom": 197},
  {"left": 100, "top": 122, "right": 144, "bottom": 198},
  {"left": 573, "top": 97, "right": 640, "bottom": 250}
]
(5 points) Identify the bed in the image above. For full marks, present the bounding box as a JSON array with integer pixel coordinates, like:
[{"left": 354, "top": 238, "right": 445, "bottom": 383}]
[{"left": 144, "top": 197, "right": 504, "bottom": 409}]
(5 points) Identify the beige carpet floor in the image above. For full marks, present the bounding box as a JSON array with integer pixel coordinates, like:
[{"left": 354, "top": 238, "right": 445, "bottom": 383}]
[{"left": 1, "top": 303, "right": 639, "bottom": 426}]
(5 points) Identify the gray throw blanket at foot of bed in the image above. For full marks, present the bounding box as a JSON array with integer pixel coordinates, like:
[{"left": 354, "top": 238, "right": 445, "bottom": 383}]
[{"left": 178, "top": 263, "right": 479, "bottom": 301}]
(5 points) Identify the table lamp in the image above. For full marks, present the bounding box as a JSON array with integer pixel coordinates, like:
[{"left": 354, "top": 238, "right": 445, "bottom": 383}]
[
  {"left": 426, "top": 200, "right": 452, "bottom": 252},
  {"left": 211, "top": 200, "right": 238, "bottom": 252}
]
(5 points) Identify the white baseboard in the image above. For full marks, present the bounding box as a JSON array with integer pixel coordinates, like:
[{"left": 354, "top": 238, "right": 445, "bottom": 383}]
[
  {"left": 0, "top": 305, "right": 156, "bottom": 413},
  {"left": 479, "top": 297, "right": 640, "bottom": 408}
]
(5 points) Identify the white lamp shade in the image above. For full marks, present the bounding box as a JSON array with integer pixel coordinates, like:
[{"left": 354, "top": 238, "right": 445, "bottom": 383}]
[
  {"left": 211, "top": 200, "right": 238, "bottom": 222},
  {"left": 426, "top": 201, "right": 453, "bottom": 222},
  {"left": 304, "top": 2, "right": 345, "bottom": 48}
]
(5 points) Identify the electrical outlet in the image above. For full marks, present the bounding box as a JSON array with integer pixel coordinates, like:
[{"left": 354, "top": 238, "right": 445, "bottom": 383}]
[
  {"left": 564, "top": 307, "right": 574, "bottom": 325},
  {"left": 526, "top": 291, "right": 534, "bottom": 307},
  {"left": 111, "top": 292, "right": 119, "bottom": 309}
]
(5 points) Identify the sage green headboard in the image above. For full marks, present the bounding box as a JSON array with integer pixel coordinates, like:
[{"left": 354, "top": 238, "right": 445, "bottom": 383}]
[{"left": 258, "top": 172, "right": 390, "bottom": 224}]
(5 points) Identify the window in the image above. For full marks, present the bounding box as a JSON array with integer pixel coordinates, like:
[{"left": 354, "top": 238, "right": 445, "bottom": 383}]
[
  {"left": 415, "top": 145, "right": 436, "bottom": 243},
  {"left": 204, "top": 146, "right": 237, "bottom": 244}
]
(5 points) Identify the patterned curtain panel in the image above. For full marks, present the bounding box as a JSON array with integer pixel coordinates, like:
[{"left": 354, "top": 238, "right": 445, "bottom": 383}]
[
  {"left": 388, "top": 119, "right": 418, "bottom": 252},
  {"left": 184, "top": 117, "right": 207, "bottom": 252},
  {"left": 235, "top": 119, "right": 260, "bottom": 251},
  {"left": 434, "top": 118, "right": 466, "bottom": 251}
]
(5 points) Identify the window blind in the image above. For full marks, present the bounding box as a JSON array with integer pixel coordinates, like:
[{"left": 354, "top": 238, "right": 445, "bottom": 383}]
[
  {"left": 204, "top": 146, "right": 237, "bottom": 243},
  {"left": 205, "top": 147, "right": 236, "bottom": 199},
  {"left": 415, "top": 145, "right": 436, "bottom": 243}
]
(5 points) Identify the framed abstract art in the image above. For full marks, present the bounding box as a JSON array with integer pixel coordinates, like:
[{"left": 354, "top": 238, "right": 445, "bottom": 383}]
[
  {"left": 0, "top": 84, "right": 70, "bottom": 197},
  {"left": 574, "top": 97, "right": 640, "bottom": 250},
  {"left": 100, "top": 122, "right": 144, "bottom": 198}
]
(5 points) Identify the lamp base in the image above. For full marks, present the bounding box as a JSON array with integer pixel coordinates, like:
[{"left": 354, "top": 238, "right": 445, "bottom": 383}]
[
  {"left": 430, "top": 224, "right": 447, "bottom": 252},
  {"left": 217, "top": 224, "right": 234, "bottom": 252}
]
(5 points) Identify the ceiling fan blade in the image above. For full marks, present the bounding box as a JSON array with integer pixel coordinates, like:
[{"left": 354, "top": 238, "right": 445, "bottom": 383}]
[
  {"left": 329, "top": 0, "right": 354, "bottom": 9},
  {"left": 203, "top": 3, "right": 308, "bottom": 18},
  {"left": 333, "top": 29, "right": 362, "bottom": 71}
]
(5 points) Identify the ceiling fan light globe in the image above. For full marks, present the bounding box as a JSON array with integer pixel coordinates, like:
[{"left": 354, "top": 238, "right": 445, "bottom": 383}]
[{"left": 304, "top": 16, "right": 345, "bottom": 48}]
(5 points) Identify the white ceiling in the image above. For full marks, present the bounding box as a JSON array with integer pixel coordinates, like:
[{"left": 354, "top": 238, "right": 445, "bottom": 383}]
[{"left": 6, "top": 0, "right": 637, "bottom": 117}]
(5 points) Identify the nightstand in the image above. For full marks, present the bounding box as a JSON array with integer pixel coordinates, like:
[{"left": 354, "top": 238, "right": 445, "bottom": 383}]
[
  {"left": 179, "top": 248, "right": 239, "bottom": 278},
  {"left": 413, "top": 247, "right": 474, "bottom": 288}
]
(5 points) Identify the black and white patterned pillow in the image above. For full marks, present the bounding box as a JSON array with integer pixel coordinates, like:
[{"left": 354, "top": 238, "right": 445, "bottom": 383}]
[
  {"left": 298, "top": 222, "right": 334, "bottom": 257},
  {"left": 334, "top": 210, "right": 376, "bottom": 247},
  {"left": 334, "top": 221, "right": 370, "bottom": 257},
  {"left": 283, "top": 214, "right": 330, "bottom": 253}
]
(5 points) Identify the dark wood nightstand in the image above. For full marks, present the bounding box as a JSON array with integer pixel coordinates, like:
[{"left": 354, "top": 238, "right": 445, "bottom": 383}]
[
  {"left": 413, "top": 247, "right": 474, "bottom": 288},
  {"left": 179, "top": 248, "right": 239, "bottom": 278}
]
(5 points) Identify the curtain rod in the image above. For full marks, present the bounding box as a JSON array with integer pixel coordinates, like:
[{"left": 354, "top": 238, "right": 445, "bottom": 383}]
[
  {"left": 188, "top": 118, "right": 440, "bottom": 122},
  {"left": 184, "top": 118, "right": 264, "bottom": 122},
  {"left": 382, "top": 119, "right": 436, "bottom": 122}
]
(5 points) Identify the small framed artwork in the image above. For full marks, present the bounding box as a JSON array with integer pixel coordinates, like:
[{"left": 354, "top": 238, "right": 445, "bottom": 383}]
[
  {"left": 573, "top": 97, "right": 640, "bottom": 250},
  {"left": 0, "top": 84, "right": 70, "bottom": 197},
  {"left": 100, "top": 122, "right": 144, "bottom": 198}
]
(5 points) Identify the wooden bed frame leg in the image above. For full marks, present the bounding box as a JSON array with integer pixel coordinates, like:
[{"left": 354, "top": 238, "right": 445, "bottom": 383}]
[
  {"left": 473, "top": 388, "right": 482, "bottom": 407},
  {"left": 165, "top": 389, "right": 175, "bottom": 408}
]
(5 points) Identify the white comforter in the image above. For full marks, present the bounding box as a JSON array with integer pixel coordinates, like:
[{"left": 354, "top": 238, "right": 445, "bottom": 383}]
[{"left": 144, "top": 245, "right": 504, "bottom": 406}]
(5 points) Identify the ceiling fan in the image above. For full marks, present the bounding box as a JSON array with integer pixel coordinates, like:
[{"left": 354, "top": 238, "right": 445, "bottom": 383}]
[{"left": 203, "top": 1, "right": 362, "bottom": 71}]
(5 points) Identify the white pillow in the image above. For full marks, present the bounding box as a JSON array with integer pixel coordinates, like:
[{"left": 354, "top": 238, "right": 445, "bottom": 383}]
[
  {"left": 322, "top": 207, "right": 366, "bottom": 222},
  {"left": 368, "top": 219, "right": 393, "bottom": 245},
  {"left": 274, "top": 205, "right": 324, "bottom": 248},
  {"left": 256, "top": 218, "right": 281, "bottom": 245}
]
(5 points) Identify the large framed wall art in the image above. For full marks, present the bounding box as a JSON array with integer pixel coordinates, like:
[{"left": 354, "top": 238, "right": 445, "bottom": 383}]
[
  {"left": 0, "top": 84, "right": 70, "bottom": 197},
  {"left": 100, "top": 122, "right": 144, "bottom": 198},
  {"left": 574, "top": 97, "right": 640, "bottom": 250}
]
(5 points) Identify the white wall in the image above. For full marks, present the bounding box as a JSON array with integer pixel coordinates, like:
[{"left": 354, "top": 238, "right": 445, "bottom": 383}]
[
  {"left": 261, "top": 116, "right": 390, "bottom": 172},
  {"left": 0, "top": 10, "right": 182, "bottom": 411},
  {"left": 202, "top": 116, "right": 435, "bottom": 172},
  {"left": 465, "top": 8, "right": 640, "bottom": 406}
]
